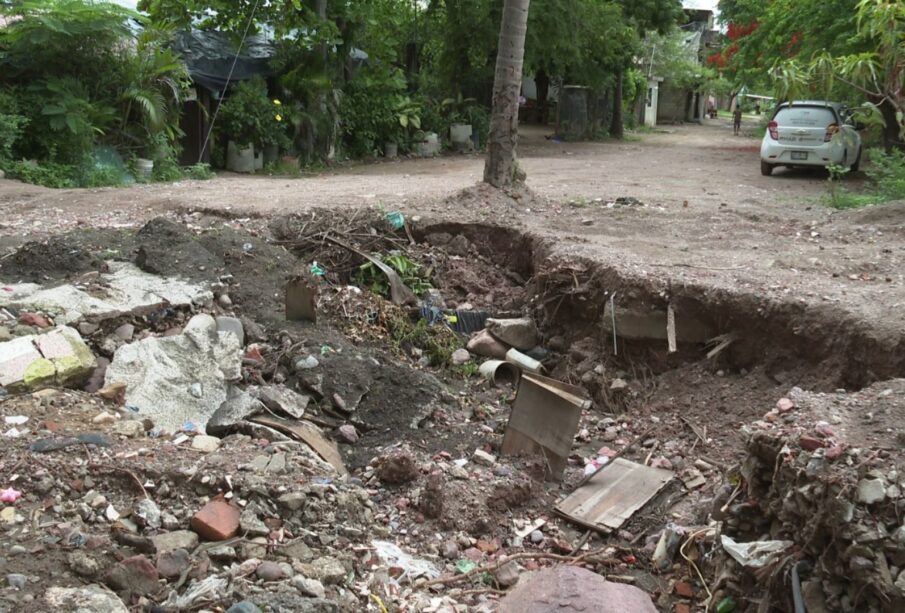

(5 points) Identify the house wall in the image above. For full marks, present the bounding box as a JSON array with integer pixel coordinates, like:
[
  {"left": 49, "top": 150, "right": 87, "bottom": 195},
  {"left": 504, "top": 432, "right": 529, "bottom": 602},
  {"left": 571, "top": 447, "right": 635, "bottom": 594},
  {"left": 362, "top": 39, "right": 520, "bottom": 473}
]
[{"left": 657, "top": 83, "right": 690, "bottom": 123}]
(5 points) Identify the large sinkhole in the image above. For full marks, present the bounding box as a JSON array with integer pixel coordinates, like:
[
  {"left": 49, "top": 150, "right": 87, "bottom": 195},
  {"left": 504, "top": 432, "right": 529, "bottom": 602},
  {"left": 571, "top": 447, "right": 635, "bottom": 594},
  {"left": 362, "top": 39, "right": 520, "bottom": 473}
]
[{"left": 3, "top": 210, "right": 903, "bottom": 612}]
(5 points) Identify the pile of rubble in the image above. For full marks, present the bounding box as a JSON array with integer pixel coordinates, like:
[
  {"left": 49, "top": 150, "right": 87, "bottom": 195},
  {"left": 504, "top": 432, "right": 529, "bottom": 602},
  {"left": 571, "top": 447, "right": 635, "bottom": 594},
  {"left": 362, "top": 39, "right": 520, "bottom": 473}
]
[{"left": 2, "top": 211, "right": 903, "bottom": 612}]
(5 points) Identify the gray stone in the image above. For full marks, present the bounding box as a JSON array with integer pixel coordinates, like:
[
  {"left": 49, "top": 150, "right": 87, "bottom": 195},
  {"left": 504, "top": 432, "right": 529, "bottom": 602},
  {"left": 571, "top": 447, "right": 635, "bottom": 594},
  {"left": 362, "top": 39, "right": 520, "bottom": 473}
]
[
  {"left": 227, "top": 601, "right": 263, "bottom": 613},
  {"left": 191, "top": 434, "right": 221, "bottom": 453},
  {"left": 0, "top": 326, "right": 11, "bottom": 342},
  {"left": 857, "top": 479, "right": 887, "bottom": 505},
  {"left": 103, "top": 554, "right": 159, "bottom": 595},
  {"left": 451, "top": 348, "right": 471, "bottom": 365},
  {"left": 240, "top": 507, "right": 270, "bottom": 537},
  {"left": 250, "top": 455, "right": 271, "bottom": 472},
  {"left": 495, "top": 561, "right": 520, "bottom": 587},
  {"left": 216, "top": 316, "right": 245, "bottom": 346},
  {"left": 256, "top": 560, "right": 285, "bottom": 581},
  {"left": 498, "top": 566, "right": 657, "bottom": 613},
  {"left": 267, "top": 452, "right": 287, "bottom": 473},
  {"left": 336, "top": 424, "right": 359, "bottom": 444},
  {"left": 7, "top": 573, "right": 27, "bottom": 589},
  {"left": 113, "top": 420, "right": 145, "bottom": 438},
  {"left": 105, "top": 314, "right": 242, "bottom": 433},
  {"left": 294, "top": 356, "right": 320, "bottom": 371},
  {"left": 530, "top": 530, "right": 544, "bottom": 544},
  {"left": 254, "top": 385, "right": 310, "bottom": 419},
  {"left": 156, "top": 548, "right": 190, "bottom": 579},
  {"left": 278, "top": 492, "right": 307, "bottom": 512},
  {"left": 45, "top": 584, "right": 129, "bottom": 613},
  {"left": 486, "top": 317, "right": 538, "bottom": 351},
  {"left": 208, "top": 390, "right": 267, "bottom": 436},
  {"left": 896, "top": 569, "right": 905, "bottom": 593},
  {"left": 302, "top": 557, "right": 347, "bottom": 585},
  {"left": 114, "top": 324, "right": 134, "bottom": 342},
  {"left": 8, "top": 545, "right": 26, "bottom": 556},
  {"left": 134, "top": 499, "right": 161, "bottom": 530},
  {"left": 293, "top": 576, "right": 326, "bottom": 598},
  {"left": 151, "top": 530, "right": 199, "bottom": 554},
  {"left": 473, "top": 449, "right": 496, "bottom": 466},
  {"left": 207, "top": 545, "right": 237, "bottom": 562}
]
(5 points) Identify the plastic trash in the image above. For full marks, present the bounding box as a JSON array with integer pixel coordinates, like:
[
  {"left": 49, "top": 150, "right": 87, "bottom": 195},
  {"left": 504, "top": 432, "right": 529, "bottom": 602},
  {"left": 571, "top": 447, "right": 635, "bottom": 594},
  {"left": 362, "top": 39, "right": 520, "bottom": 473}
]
[
  {"left": 385, "top": 212, "right": 405, "bottom": 230},
  {"left": 309, "top": 262, "right": 326, "bottom": 276},
  {"left": 0, "top": 487, "right": 22, "bottom": 503},
  {"left": 721, "top": 535, "right": 793, "bottom": 568},
  {"left": 372, "top": 540, "right": 440, "bottom": 582},
  {"left": 716, "top": 596, "right": 737, "bottom": 613},
  {"left": 455, "top": 559, "right": 478, "bottom": 574},
  {"left": 4, "top": 416, "right": 28, "bottom": 426}
]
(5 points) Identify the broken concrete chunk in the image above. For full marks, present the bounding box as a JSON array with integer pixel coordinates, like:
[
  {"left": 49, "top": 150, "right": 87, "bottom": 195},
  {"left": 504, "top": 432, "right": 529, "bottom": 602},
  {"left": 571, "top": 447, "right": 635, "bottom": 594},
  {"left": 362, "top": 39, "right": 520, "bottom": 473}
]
[
  {"left": 857, "top": 479, "right": 887, "bottom": 505},
  {"left": 215, "top": 316, "right": 245, "bottom": 346},
  {"left": 207, "top": 389, "right": 267, "bottom": 436},
  {"left": 0, "top": 326, "right": 96, "bottom": 392},
  {"left": 486, "top": 317, "right": 538, "bottom": 351},
  {"left": 0, "top": 262, "right": 212, "bottom": 325},
  {"left": 104, "top": 314, "right": 241, "bottom": 433},
  {"left": 254, "top": 385, "right": 310, "bottom": 419}
]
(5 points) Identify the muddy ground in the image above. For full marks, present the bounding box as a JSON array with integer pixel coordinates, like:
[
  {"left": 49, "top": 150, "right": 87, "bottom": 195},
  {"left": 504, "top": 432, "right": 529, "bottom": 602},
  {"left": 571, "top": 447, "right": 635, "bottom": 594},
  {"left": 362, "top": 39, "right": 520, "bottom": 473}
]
[{"left": 0, "top": 122, "right": 903, "bottom": 613}]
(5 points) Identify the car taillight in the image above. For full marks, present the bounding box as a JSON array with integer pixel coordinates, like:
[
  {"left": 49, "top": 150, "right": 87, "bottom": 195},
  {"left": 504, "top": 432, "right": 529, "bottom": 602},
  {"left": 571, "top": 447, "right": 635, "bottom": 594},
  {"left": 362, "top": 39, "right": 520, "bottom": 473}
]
[
  {"left": 825, "top": 123, "right": 839, "bottom": 142},
  {"left": 768, "top": 121, "right": 779, "bottom": 140}
]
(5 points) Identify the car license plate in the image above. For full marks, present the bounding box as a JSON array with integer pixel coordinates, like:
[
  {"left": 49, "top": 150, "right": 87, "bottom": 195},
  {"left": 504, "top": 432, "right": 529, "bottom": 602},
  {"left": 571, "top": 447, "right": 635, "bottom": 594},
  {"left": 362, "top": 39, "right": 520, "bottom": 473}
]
[{"left": 791, "top": 151, "right": 808, "bottom": 160}]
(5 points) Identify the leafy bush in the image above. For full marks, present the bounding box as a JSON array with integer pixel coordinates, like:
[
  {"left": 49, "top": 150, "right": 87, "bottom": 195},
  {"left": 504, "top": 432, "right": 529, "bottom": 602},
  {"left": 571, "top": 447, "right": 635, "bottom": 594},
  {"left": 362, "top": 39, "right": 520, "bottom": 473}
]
[
  {"left": 218, "top": 78, "right": 286, "bottom": 150},
  {"left": 865, "top": 149, "right": 905, "bottom": 200},
  {"left": 186, "top": 163, "right": 215, "bottom": 180},
  {"left": 0, "top": 91, "right": 27, "bottom": 161},
  {"left": 341, "top": 67, "right": 421, "bottom": 157},
  {"left": 4, "top": 160, "right": 76, "bottom": 188}
]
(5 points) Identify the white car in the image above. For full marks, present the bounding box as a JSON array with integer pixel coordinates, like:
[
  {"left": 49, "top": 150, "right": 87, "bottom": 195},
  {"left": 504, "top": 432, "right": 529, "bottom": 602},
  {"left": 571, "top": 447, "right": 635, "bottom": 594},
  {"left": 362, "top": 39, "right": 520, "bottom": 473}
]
[{"left": 759, "top": 101, "right": 863, "bottom": 176}]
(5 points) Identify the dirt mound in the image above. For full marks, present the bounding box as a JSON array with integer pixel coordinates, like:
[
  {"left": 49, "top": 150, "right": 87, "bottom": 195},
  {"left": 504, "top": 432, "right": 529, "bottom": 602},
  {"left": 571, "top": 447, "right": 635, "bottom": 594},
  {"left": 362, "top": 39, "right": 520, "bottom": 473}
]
[
  {"left": 0, "top": 237, "right": 108, "bottom": 283},
  {"left": 440, "top": 182, "right": 550, "bottom": 217},
  {"left": 134, "top": 218, "right": 225, "bottom": 278}
]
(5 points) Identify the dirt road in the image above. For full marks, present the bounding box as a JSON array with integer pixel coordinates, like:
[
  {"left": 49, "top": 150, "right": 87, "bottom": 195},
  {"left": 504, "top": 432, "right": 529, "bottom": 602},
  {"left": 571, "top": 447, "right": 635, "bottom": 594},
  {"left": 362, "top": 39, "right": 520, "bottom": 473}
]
[{"left": 1, "top": 122, "right": 902, "bottom": 356}]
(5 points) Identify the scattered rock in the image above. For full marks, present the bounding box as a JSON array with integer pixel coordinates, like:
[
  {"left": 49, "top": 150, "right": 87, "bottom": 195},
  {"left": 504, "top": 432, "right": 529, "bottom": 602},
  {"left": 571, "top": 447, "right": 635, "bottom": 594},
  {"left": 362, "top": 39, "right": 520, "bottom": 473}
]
[
  {"left": 191, "top": 434, "right": 221, "bottom": 452},
  {"left": 114, "top": 323, "right": 134, "bottom": 342},
  {"left": 301, "top": 556, "right": 347, "bottom": 585},
  {"left": 376, "top": 450, "right": 419, "bottom": 484},
  {"left": 104, "top": 554, "right": 159, "bottom": 595},
  {"left": 473, "top": 448, "right": 497, "bottom": 466},
  {"left": 497, "top": 566, "right": 657, "bottom": 613},
  {"left": 336, "top": 424, "right": 359, "bottom": 444},
  {"left": 192, "top": 498, "right": 241, "bottom": 541},
  {"left": 495, "top": 561, "right": 520, "bottom": 587},
  {"left": 776, "top": 398, "right": 795, "bottom": 412},
  {"left": 156, "top": 548, "right": 190, "bottom": 579},
  {"left": 45, "top": 584, "right": 128, "bottom": 613},
  {"left": 485, "top": 317, "right": 538, "bottom": 351},
  {"left": 254, "top": 385, "right": 310, "bottom": 419},
  {"left": 151, "top": 530, "right": 198, "bottom": 554},
  {"left": 799, "top": 435, "right": 825, "bottom": 451},
  {"left": 227, "top": 601, "right": 263, "bottom": 613},
  {"left": 6, "top": 573, "right": 27, "bottom": 589},
  {"left": 256, "top": 560, "right": 286, "bottom": 582},
  {"left": 466, "top": 329, "right": 509, "bottom": 359},
  {"left": 294, "top": 355, "right": 320, "bottom": 370},
  {"left": 451, "top": 348, "right": 471, "bottom": 365},
  {"left": 293, "top": 576, "right": 326, "bottom": 598},
  {"left": 113, "top": 420, "right": 145, "bottom": 438},
  {"left": 857, "top": 479, "right": 887, "bottom": 505}
]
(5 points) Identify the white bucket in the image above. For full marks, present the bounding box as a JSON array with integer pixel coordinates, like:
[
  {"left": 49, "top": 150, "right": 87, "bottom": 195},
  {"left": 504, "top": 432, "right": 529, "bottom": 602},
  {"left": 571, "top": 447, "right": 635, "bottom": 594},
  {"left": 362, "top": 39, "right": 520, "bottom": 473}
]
[{"left": 135, "top": 158, "right": 154, "bottom": 179}]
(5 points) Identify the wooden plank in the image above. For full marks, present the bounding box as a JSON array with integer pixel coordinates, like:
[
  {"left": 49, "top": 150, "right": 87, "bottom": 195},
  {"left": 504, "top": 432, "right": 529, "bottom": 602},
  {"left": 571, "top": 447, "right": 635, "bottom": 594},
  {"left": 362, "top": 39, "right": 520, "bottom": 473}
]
[
  {"left": 501, "top": 373, "right": 588, "bottom": 481},
  {"left": 249, "top": 415, "right": 347, "bottom": 475},
  {"left": 555, "top": 458, "right": 673, "bottom": 533}
]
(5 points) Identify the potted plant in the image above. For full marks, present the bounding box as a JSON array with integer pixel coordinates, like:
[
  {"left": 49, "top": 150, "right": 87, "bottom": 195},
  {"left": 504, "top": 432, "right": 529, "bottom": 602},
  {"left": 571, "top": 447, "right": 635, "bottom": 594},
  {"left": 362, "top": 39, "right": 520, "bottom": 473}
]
[
  {"left": 382, "top": 95, "right": 421, "bottom": 158},
  {"left": 441, "top": 94, "right": 478, "bottom": 151},
  {"left": 218, "top": 78, "right": 274, "bottom": 173}
]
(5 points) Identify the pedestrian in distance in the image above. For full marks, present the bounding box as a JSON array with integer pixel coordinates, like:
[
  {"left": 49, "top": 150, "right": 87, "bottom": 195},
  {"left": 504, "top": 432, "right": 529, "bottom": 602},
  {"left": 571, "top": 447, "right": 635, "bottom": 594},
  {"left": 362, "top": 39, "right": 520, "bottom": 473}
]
[{"left": 733, "top": 106, "right": 743, "bottom": 136}]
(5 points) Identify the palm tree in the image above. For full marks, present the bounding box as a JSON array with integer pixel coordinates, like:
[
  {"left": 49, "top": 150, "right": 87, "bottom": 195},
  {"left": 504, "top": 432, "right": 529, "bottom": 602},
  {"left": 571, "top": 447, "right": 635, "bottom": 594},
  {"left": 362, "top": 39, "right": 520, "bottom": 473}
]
[{"left": 483, "top": 0, "right": 531, "bottom": 188}]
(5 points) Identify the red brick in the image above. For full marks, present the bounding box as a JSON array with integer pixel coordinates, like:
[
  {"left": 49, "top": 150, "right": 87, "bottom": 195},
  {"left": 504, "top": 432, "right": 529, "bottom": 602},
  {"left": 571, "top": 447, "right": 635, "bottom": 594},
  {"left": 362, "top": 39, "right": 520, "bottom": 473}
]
[
  {"left": 825, "top": 444, "right": 845, "bottom": 460},
  {"left": 675, "top": 604, "right": 691, "bottom": 613},
  {"left": 799, "top": 435, "right": 825, "bottom": 451},
  {"left": 190, "top": 498, "right": 240, "bottom": 541},
  {"left": 674, "top": 580, "right": 695, "bottom": 598}
]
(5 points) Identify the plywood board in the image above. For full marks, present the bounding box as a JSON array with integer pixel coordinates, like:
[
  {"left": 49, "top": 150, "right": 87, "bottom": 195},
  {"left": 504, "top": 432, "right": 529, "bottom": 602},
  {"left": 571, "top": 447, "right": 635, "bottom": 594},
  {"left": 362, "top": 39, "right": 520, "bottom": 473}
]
[
  {"left": 555, "top": 458, "right": 673, "bottom": 533},
  {"left": 501, "top": 373, "right": 590, "bottom": 481}
]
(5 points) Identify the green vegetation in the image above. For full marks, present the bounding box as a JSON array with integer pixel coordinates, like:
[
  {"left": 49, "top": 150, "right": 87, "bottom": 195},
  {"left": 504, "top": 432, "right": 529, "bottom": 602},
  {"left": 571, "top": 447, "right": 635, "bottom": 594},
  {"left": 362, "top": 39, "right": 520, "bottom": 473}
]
[
  {"left": 825, "top": 150, "right": 905, "bottom": 209},
  {"left": 354, "top": 253, "right": 433, "bottom": 298}
]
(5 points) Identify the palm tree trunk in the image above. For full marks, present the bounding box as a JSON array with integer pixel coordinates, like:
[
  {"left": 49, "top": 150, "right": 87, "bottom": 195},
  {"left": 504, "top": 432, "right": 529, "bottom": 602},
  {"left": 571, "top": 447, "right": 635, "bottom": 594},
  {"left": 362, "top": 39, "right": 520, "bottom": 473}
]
[
  {"left": 610, "top": 70, "right": 624, "bottom": 139},
  {"left": 483, "top": 0, "right": 531, "bottom": 188}
]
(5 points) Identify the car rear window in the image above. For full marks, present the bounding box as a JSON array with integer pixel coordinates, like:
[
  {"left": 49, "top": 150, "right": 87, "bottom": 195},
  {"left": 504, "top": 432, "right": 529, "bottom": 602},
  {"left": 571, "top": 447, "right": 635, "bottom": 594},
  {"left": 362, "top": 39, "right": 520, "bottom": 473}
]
[{"left": 774, "top": 106, "right": 837, "bottom": 127}]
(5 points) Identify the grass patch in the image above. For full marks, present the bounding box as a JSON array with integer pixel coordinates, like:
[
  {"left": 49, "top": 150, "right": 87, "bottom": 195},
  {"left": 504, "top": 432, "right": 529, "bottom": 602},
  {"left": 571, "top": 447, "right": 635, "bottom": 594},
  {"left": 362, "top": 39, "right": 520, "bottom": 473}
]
[{"left": 823, "top": 149, "right": 905, "bottom": 210}]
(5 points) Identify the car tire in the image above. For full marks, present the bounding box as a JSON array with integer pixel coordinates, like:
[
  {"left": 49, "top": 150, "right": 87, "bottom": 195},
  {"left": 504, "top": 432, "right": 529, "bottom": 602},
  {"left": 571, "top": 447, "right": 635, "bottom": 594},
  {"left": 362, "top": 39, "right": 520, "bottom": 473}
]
[
  {"left": 760, "top": 161, "right": 774, "bottom": 176},
  {"left": 850, "top": 147, "right": 862, "bottom": 172}
]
